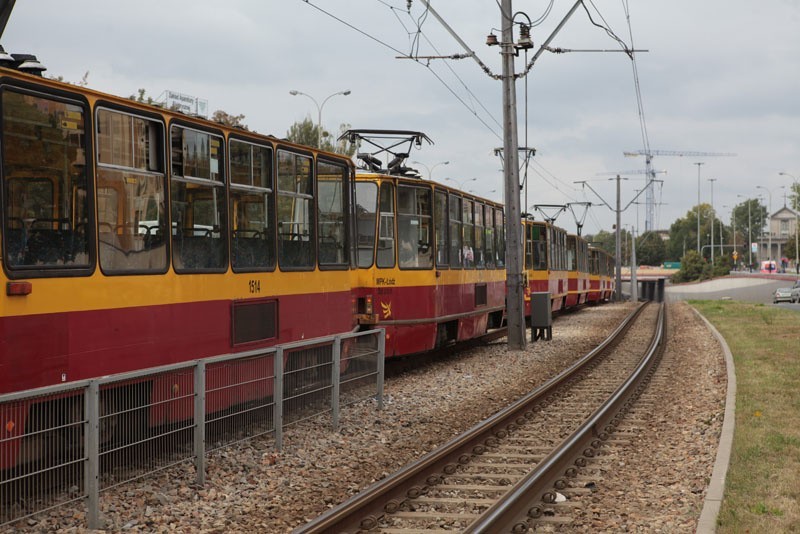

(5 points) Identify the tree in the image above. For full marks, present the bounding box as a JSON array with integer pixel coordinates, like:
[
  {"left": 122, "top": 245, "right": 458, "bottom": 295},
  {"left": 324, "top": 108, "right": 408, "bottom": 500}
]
[
  {"left": 285, "top": 118, "right": 356, "bottom": 157},
  {"left": 785, "top": 233, "right": 797, "bottom": 264},
  {"left": 789, "top": 181, "right": 800, "bottom": 212},
  {"left": 585, "top": 229, "right": 615, "bottom": 255},
  {"left": 129, "top": 88, "right": 155, "bottom": 105},
  {"left": 211, "top": 110, "right": 247, "bottom": 130},
  {"left": 635, "top": 231, "right": 666, "bottom": 266},
  {"left": 49, "top": 71, "right": 90, "bottom": 87},
  {"left": 666, "top": 203, "right": 736, "bottom": 262},
  {"left": 732, "top": 197, "right": 767, "bottom": 251}
]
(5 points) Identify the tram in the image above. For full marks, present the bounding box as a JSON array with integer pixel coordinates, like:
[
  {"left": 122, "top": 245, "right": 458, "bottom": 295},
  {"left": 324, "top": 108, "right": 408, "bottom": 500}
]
[
  {"left": 0, "top": 61, "right": 357, "bottom": 468},
  {"left": 588, "top": 246, "right": 614, "bottom": 303},
  {"left": 523, "top": 218, "right": 569, "bottom": 313},
  {"left": 348, "top": 130, "right": 506, "bottom": 357}
]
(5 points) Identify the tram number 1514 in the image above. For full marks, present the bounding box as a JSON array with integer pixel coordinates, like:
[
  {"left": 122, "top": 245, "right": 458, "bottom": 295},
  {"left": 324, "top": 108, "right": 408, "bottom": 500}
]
[{"left": 248, "top": 280, "right": 261, "bottom": 294}]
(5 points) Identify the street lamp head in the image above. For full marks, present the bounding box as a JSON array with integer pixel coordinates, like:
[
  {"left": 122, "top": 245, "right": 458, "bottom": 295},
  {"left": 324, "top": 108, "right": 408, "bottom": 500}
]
[
  {"left": 289, "top": 90, "right": 299, "bottom": 96},
  {"left": 342, "top": 90, "right": 351, "bottom": 96}
]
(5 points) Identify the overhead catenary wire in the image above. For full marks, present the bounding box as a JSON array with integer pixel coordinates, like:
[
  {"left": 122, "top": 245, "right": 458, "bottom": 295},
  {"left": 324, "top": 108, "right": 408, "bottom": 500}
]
[
  {"left": 400, "top": 6, "right": 503, "bottom": 133},
  {"left": 301, "top": 0, "right": 503, "bottom": 141}
]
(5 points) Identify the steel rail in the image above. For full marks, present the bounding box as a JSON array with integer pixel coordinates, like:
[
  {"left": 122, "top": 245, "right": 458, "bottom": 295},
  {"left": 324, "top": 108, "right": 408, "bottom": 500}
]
[
  {"left": 466, "top": 301, "right": 666, "bottom": 532},
  {"left": 294, "top": 302, "right": 649, "bottom": 533}
]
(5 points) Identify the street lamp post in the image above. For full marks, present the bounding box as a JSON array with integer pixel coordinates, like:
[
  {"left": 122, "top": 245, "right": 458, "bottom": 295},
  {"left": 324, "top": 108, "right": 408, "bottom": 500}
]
[
  {"left": 708, "top": 177, "right": 717, "bottom": 265},
  {"left": 445, "top": 177, "right": 477, "bottom": 190},
  {"left": 412, "top": 160, "right": 449, "bottom": 180},
  {"left": 737, "top": 194, "right": 752, "bottom": 268},
  {"left": 694, "top": 162, "right": 705, "bottom": 253},
  {"left": 724, "top": 204, "right": 736, "bottom": 268},
  {"left": 779, "top": 172, "right": 799, "bottom": 274},
  {"left": 289, "top": 89, "right": 351, "bottom": 148}
]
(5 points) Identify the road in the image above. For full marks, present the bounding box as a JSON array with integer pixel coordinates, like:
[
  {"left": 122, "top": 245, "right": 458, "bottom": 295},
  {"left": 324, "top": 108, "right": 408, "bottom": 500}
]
[{"left": 665, "top": 274, "right": 800, "bottom": 310}]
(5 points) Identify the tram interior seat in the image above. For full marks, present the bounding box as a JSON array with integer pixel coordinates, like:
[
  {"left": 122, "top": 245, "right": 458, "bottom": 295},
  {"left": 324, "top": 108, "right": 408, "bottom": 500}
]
[
  {"left": 319, "top": 236, "right": 343, "bottom": 265},
  {"left": 5, "top": 219, "right": 87, "bottom": 265},
  {"left": 174, "top": 232, "right": 224, "bottom": 270},
  {"left": 232, "top": 230, "right": 268, "bottom": 267},
  {"left": 278, "top": 235, "right": 312, "bottom": 268}
]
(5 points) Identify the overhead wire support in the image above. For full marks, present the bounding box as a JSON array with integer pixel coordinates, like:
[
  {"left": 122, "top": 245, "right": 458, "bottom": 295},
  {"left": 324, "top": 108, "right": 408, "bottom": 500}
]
[
  {"left": 395, "top": 53, "right": 471, "bottom": 60},
  {"left": 419, "top": 0, "right": 501, "bottom": 79},
  {"left": 543, "top": 46, "right": 648, "bottom": 54}
]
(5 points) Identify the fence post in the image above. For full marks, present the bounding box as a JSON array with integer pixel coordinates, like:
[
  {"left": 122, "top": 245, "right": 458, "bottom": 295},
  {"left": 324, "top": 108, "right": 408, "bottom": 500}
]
[
  {"left": 377, "top": 329, "right": 385, "bottom": 410},
  {"left": 274, "top": 347, "right": 284, "bottom": 451},
  {"left": 193, "top": 360, "right": 206, "bottom": 486},
  {"left": 85, "top": 381, "right": 100, "bottom": 529},
  {"left": 331, "top": 336, "right": 341, "bottom": 431}
]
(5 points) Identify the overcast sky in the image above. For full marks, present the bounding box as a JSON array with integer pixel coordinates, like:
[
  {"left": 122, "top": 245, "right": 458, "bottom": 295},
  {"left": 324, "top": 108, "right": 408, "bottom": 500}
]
[{"left": 3, "top": 1, "right": 798, "bottom": 236}]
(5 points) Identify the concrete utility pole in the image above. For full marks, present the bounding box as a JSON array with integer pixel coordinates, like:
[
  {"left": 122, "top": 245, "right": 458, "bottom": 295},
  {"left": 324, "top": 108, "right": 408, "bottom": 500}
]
[{"left": 501, "top": 0, "right": 526, "bottom": 349}]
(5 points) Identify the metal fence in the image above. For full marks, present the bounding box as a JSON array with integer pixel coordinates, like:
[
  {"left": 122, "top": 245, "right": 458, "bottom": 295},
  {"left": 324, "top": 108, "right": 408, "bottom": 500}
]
[{"left": 0, "top": 328, "right": 384, "bottom": 529}]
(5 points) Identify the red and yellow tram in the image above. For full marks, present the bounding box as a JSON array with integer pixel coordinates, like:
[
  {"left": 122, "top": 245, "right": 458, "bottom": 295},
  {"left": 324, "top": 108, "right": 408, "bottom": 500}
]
[{"left": 348, "top": 130, "right": 506, "bottom": 357}]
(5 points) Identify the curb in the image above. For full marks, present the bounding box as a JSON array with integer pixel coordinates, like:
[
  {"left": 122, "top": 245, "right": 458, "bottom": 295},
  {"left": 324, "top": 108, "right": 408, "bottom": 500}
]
[{"left": 692, "top": 307, "right": 737, "bottom": 533}]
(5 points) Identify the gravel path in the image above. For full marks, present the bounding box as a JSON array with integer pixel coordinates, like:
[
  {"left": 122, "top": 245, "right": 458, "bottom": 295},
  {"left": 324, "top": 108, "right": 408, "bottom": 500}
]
[{"left": 14, "top": 301, "right": 726, "bottom": 533}]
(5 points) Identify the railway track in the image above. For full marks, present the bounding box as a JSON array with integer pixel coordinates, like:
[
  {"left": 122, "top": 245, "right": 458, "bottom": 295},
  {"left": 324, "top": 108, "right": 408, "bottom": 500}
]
[{"left": 295, "top": 301, "right": 666, "bottom": 533}]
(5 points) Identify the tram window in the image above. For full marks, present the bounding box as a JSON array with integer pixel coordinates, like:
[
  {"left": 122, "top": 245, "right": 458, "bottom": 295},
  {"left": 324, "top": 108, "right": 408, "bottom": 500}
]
[
  {"left": 434, "top": 190, "right": 448, "bottom": 267},
  {"left": 355, "top": 182, "right": 378, "bottom": 268},
  {"left": 494, "top": 208, "right": 505, "bottom": 269},
  {"left": 317, "top": 160, "right": 348, "bottom": 267},
  {"left": 277, "top": 150, "right": 314, "bottom": 269},
  {"left": 170, "top": 125, "right": 227, "bottom": 272},
  {"left": 229, "top": 139, "right": 275, "bottom": 271},
  {"left": 96, "top": 109, "right": 167, "bottom": 273},
  {"left": 462, "top": 200, "right": 475, "bottom": 269},
  {"left": 475, "top": 204, "right": 485, "bottom": 268},
  {"left": 531, "top": 224, "right": 547, "bottom": 271},
  {"left": 397, "top": 185, "right": 432, "bottom": 269},
  {"left": 484, "top": 208, "right": 495, "bottom": 269},
  {"left": 376, "top": 183, "right": 395, "bottom": 268},
  {"left": 449, "top": 194, "right": 462, "bottom": 268},
  {"left": 1, "top": 89, "right": 91, "bottom": 270},
  {"left": 525, "top": 225, "right": 533, "bottom": 270},
  {"left": 567, "top": 238, "right": 577, "bottom": 271},
  {"left": 555, "top": 229, "right": 566, "bottom": 271}
]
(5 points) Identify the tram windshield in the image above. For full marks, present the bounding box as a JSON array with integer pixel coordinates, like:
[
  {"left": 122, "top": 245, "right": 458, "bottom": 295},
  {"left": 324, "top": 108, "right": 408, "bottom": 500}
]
[{"left": 355, "top": 181, "right": 377, "bottom": 268}]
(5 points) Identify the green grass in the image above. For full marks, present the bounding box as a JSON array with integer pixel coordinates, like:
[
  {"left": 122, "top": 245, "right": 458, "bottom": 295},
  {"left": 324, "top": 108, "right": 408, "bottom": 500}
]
[{"left": 690, "top": 300, "right": 800, "bottom": 532}]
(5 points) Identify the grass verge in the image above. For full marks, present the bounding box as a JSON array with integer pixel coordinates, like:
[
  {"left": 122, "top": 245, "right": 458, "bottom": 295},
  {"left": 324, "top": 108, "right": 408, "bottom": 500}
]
[{"left": 691, "top": 300, "right": 800, "bottom": 532}]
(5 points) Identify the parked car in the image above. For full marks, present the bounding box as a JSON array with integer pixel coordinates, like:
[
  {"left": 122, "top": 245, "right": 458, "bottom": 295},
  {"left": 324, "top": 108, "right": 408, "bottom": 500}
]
[{"left": 773, "top": 286, "right": 799, "bottom": 304}]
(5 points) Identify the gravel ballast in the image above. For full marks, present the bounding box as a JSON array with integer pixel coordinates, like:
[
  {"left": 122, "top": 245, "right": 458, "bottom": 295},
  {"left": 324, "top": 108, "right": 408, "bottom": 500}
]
[{"left": 14, "top": 301, "right": 727, "bottom": 533}]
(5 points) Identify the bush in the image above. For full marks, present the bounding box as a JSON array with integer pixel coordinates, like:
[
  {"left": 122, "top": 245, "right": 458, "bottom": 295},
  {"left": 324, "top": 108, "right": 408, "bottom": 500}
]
[{"left": 672, "top": 250, "right": 712, "bottom": 283}]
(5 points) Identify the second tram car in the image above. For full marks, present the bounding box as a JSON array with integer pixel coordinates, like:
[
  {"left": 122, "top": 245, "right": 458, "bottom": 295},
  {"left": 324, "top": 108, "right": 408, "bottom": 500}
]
[{"left": 349, "top": 130, "right": 506, "bottom": 357}]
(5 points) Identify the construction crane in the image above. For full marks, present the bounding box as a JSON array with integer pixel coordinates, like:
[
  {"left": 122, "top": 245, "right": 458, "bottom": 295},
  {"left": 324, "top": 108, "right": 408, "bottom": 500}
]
[{"left": 623, "top": 149, "right": 736, "bottom": 233}]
